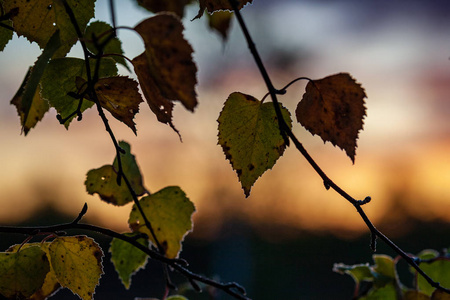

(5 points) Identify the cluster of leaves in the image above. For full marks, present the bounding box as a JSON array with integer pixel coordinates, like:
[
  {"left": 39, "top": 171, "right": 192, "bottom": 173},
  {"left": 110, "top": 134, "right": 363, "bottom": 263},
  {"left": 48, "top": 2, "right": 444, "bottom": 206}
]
[
  {"left": 1, "top": 0, "right": 449, "bottom": 299},
  {"left": 0, "top": 0, "right": 248, "bottom": 299},
  {"left": 334, "top": 250, "right": 450, "bottom": 300}
]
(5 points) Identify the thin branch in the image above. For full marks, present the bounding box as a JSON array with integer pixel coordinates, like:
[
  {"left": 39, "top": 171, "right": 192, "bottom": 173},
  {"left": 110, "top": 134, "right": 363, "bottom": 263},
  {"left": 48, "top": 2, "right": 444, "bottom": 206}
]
[
  {"left": 0, "top": 204, "right": 249, "bottom": 300},
  {"left": 229, "top": 0, "right": 450, "bottom": 294}
]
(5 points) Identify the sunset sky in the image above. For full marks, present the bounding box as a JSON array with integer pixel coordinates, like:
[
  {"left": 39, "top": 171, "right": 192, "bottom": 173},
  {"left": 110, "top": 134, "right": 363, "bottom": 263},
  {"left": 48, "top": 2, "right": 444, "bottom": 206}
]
[{"left": 1, "top": 0, "right": 450, "bottom": 241}]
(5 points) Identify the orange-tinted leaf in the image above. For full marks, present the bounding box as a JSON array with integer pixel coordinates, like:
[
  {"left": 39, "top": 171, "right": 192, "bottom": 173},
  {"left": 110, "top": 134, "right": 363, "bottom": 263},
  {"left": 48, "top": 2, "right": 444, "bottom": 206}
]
[
  {"left": 295, "top": 73, "right": 367, "bottom": 163},
  {"left": 132, "top": 52, "right": 176, "bottom": 130},
  {"left": 195, "top": 0, "right": 252, "bottom": 19},
  {"left": 134, "top": 14, "right": 197, "bottom": 111},
  {"left": 136, "top": 0, "right": 192, "bottom": 18},
  {"left": 76, "top": 76, "right": 143, "bottom": 134},
  {"left": 208, "top": 10, "right": 233, "bottom": 41}
]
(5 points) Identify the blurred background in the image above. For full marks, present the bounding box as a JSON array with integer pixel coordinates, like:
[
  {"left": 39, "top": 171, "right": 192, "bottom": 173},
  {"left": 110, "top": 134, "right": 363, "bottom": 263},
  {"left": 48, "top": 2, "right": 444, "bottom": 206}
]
[{"left": 1, "top": 0, "right": 450, "bottom": 299}]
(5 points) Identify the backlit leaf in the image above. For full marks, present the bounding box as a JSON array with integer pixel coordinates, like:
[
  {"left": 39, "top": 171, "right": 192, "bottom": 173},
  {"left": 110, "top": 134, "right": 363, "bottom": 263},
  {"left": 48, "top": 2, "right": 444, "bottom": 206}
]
[
  {"left": 7, "top": 243, "right": 61, "bottom": 300},
  {"left": 136, "top": 0, "right": 192, "bottom": 18},
  {"left": 0, "top": 9, "right": 13, "bottom": 51},
  {"left": 134, "top": 14, "right": 197, "bottom": 111},
  {"left": 195, "top": 0, "right": 252, "bottom": 19},
  {"left": 295, "top": 73, "right": 367, "bottom": 163},
  {"left": 110, "top": 233, "right": 149, "bottom": 289},
  {"left": 48, "top": 236, "right": 104, "bottom": 300},
  {"left": 207, "top": 10, "right": 233, "bottom": 41},
  {"left": 360, "top": 283, "right": 397, "bottom": 300},
  {"left": 168, "top": 296, "right": 189, "bottom": 300},
  {"left": 217, "top": 92, "right": 292, "bottom": 197},
  {"left": 76, "top": 76, "right": 143, "bottom": 134},
  {"left": 40, "top": 57, "right": 117, "bottom": 128},
  {"left": 0, "top": 246, "right": 50, "bottom": 299},
  {"left": 128, "top": 186, "right": 195, "bottom": 259},
  {"left": 3, "top": 0, "right": 95, "bottom": 57},
  {"left": 10, "top": 69, "right": 50, "bottom": 135},
  {"left": 10, "top": 30, "right": 60, "bottom": 134},
  {"left": 85, "top": 21, "right": 129, "bottom": 70},
  {"left": 332, "top": 263, "right": 373, "bottom": 284},
  {"left": 414, "top": 250, "right": 450, "bottom": 296},
  {"left": 85, "top": 141, "right": 146, "bottom": 206}
]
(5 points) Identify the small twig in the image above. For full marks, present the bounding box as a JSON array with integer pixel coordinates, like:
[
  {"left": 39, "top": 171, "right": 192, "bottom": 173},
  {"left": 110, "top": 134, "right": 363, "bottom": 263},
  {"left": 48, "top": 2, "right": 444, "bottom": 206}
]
[{"left": 260, "top": 76, "right": 314, "bottom": 102}]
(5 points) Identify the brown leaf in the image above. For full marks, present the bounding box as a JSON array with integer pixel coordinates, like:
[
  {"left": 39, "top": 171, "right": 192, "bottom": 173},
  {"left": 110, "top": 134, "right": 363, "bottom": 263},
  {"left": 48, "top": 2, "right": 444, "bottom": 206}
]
[
  {"left": 134, "top": 13, "right": 197, "bottom": 111},
  {"left": 207, "top": 10, "right": 233, "bottom": 40},
  {"left": 77, "top": 76, "right": 143, "bottom": 134},
  {"left": 132, "top": 52, "right": 178, "bottom": 133},
  {"left": 295, "top": 73, "right": 367, "bottom": 163},
  {"left": 137, "top": 0, "right": 192, "bottom": 18},
  {"left": 195, "top": 0, "right": 252, "bottom": 19}
]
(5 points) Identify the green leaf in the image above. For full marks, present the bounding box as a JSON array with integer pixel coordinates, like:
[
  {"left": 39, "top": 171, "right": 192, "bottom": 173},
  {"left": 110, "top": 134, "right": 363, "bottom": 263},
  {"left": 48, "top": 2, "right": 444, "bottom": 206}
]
[
  {"left": 10, "top": 69, "right": 50, "bottom": 135},
  {"left": 167, "top": 296, "right": 189, "bottom": 300},
  {"left": 85, "top": 21, "right": 129, "bottom": 71},
  {"left": 3, "top": 0, "right": 95, "bottom": 57},
  {"left": 360, "top": 282, "right": 397, "bottom": 300},
  {"left": 85, "top": 141, "right": 146, "bottom": 206},
  {"left": 7, "top": 243, "right": 61, "bottom": 300},
  {"left": 0, "top": 16, "right": 13, "bottom": 51},
  {"left": 40, "top": 57, "right": 117, "bottom": 127},
  {"left": 109, "top": 233, "right": 149, "bottom": 289},
  {"left": 207, "top": 10, "right": 233, "bottom": 41},
  {"left": 48, "top": 236, "right": 104, "bottom": 300},
  {"left": 0, "top": 246, "right": 50, "bottom": 299},
  {"left": 10, "top": 30, "right": 60, "bottom": 134},
  {"left": 333, "top": 263, "right": 373, "bottom": 284},
  {"left": 414, "top": 250, "right": 450, "bottom": 296},
  {"left": 128, "top": 186, "right": 196, "bottom": 259},
  {"left": 372, "top": 254, "right": 396, "bottom": 287},
  {"left": 134, "top": 14, "right": 198, "bottom": 111},
  {"left": 217, "top": 92, "right": 292, "bottom": 197}
]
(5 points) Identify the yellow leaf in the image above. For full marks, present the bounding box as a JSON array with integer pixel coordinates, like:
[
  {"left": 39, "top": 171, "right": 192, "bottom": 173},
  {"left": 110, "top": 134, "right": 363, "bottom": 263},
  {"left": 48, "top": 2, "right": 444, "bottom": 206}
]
[
  {"left": 0, "top": 246, "right": 50, "bottom": 299},
  {"left": 128, "top": 186, "right": 195, "bottom": 259},
  {"left": 134, "top": 13, "right": 197, "bottom": 111},
  {"left": 295, "top": 73, "right": 367, "bottom": 163},
  {"left": 48, "top": 236, "right": 104, "bottom": 300},
  {"left": 76, "top": 76, "right": 143, "bottom": 134}
]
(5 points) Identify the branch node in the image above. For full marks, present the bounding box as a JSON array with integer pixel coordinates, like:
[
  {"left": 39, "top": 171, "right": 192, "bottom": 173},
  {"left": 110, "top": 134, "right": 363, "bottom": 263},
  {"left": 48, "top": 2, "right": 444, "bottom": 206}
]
[
  {"left": 323, "top": 180, "right": 331, "bottom": 190},
  {"left": 72, "top": 203, "right": 88, "bottom": 224},
  {"left": 357, "top": 196, "right": 372, "bottom": 205}
]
